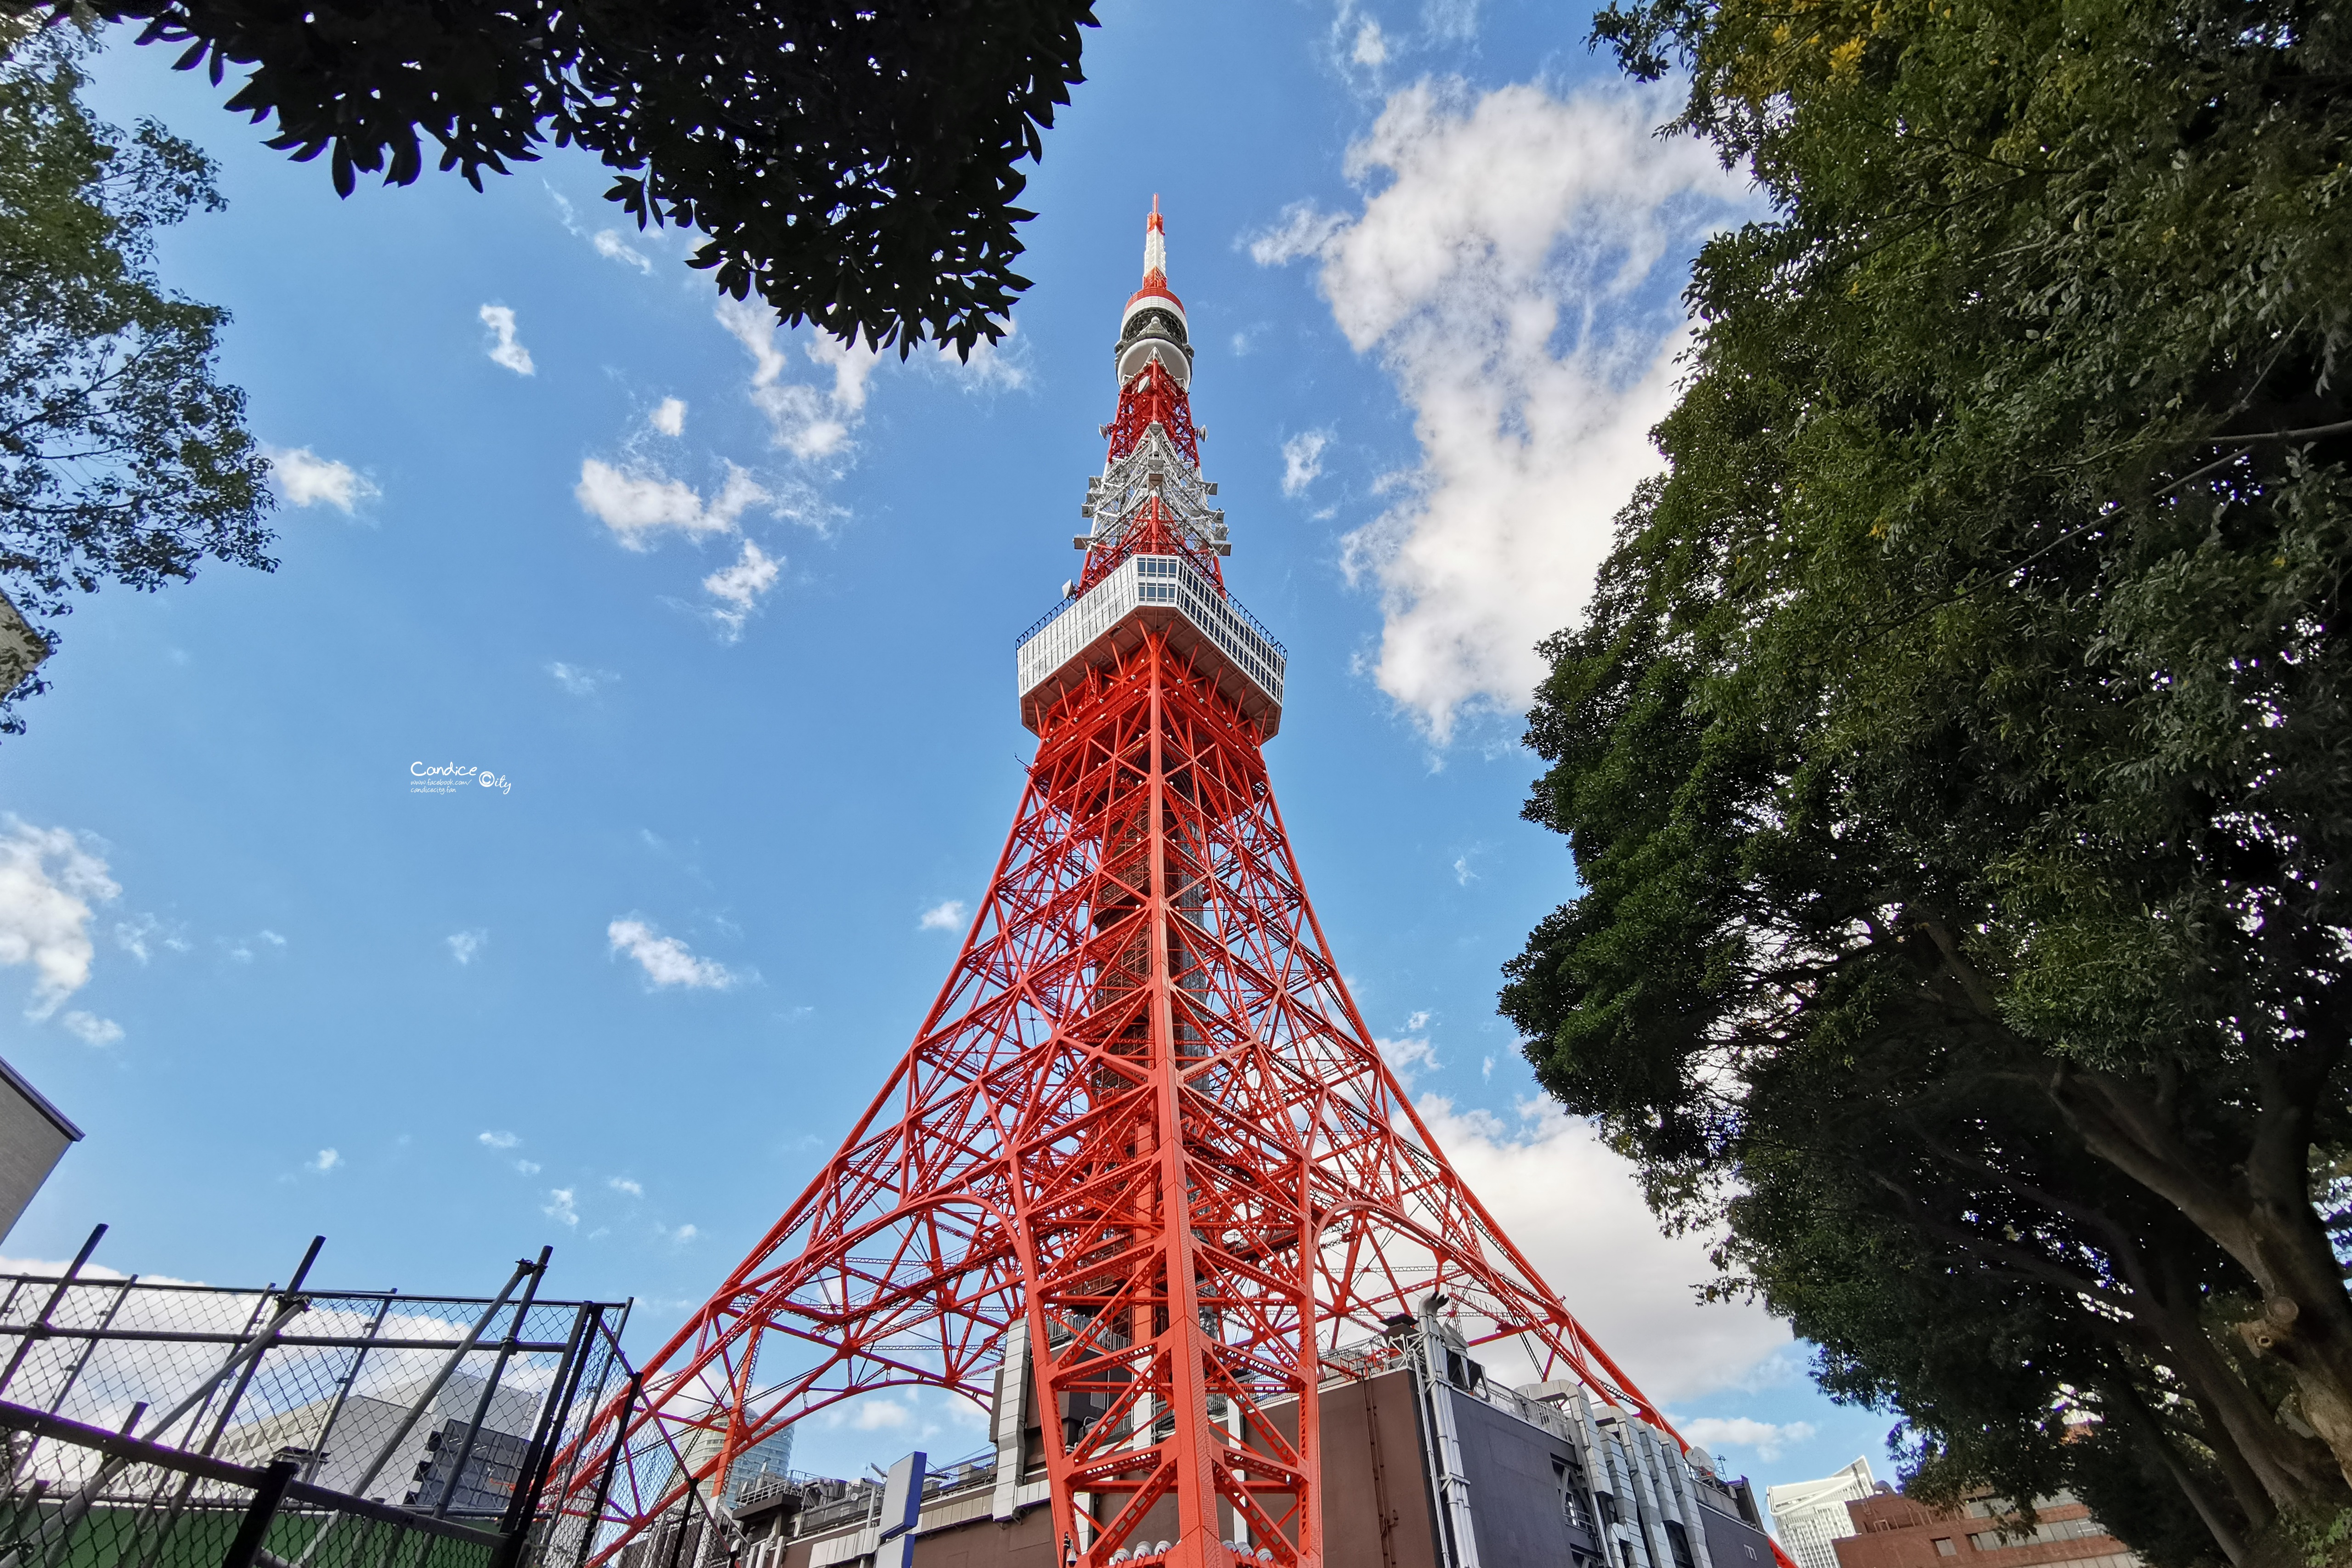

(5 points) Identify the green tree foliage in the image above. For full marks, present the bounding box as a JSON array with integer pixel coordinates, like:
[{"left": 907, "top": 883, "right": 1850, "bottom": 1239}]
[
  {"left": 22, "top": 0, "right": 1098, "bottom": 357},
  {"left": 0, "top": 24, "right": 273, "bottom": 732},
  {"left": 1503, "top": 0, "right": 2352, "bottom": 1560}
]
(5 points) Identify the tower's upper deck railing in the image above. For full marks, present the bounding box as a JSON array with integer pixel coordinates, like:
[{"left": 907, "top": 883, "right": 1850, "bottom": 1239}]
[{"left": 1016, "top": 554, "right": 1286, "bottom": 738}]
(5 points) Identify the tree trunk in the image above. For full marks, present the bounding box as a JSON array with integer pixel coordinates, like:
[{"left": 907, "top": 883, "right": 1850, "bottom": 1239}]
[
  {"left": 2055, "top": 1062, "right": 2352, "bottom": 1506},
  {"left": 2126, "top": 1252, "right": 2336, "bottom": 1520}
]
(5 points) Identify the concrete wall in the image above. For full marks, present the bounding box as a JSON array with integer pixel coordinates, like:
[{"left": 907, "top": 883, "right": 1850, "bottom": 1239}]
[
  {"left": 0, "top": 1057, "right": 79, "bottom": 1243},
  {"left": 1318, "top": 1370, "right": 1439, "bottom": 1568}
]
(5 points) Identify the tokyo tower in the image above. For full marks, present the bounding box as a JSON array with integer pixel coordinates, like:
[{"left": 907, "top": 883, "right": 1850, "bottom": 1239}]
[{"left": 558, "top": 203, "right": 1682, "bottom": 1568}]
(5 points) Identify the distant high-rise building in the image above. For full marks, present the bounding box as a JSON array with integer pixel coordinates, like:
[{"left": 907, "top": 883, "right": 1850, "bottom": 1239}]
[
  {"left": 1769, "top": 1458, "right": 1877, "bottom": 1568},
  {"left": 721, "top": 1426, "right": 794, "bottom": 1506},
  {"left": 667, "top": 1420, "right": 797, "bottom": 1509}
]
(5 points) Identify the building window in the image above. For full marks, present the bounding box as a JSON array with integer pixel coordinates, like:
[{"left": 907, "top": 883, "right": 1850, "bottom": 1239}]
[{"left": 1933, "top": 1540, "right": 1957, "bottom": 1557}]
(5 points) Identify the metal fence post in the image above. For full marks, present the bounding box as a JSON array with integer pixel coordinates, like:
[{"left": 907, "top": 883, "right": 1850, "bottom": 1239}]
[
  {"left": 0, "top": 1223, "right": 104, "bottom": 1394},
  {"left": 345, "top": 1254, "right": 539, "bottom": 1502},
  {"left": 572, "top": 1372, "right": 642, "bottom": 1568},
  {"left": 494, "top": 1301, "right": 598, "bottom": 1563},
  {"left": 204, "top": 1238, "right": 324, "bottom": 1455},
  {"left": 436, "top": 1246, "right": 552, "bottom": 1519},
  {"left": 303, "top": 1293, "right": 395, "bottom": 1485},
  {"left": 221, "top": 1457, "right": 299, "bottom": 1568}
]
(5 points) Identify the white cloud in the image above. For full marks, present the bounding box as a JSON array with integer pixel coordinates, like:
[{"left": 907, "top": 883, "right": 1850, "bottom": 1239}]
[
  {"left": 1255, "top": 79, "right": 1753, "bottom": 740},
  {"left": 1247, "top": 201, "right": 1349, "bottom": 267},
  {"left": 593, "top": 229, "right": 653, "bottom": 274},
  {"left": 1453, "top": 854, "right": 1476, "bottom": 886},
  {"left": 931, "top": 318, "right": 1029, "bottom": 392},
  {"left": 544, "top": 1188, "right": 579, "bottom": 1227},
  {"left": 1281, "top": 429, "right": 1332, "bottom": 497},
  {"left": 917, "top": 900, "right": 967, "bottom": 933},
  {"left": 550, "top": 188, "right": 662, "bottom": 273},
  {"left": 1425, "top": 0, "right": 1482, "bottom": 42},
  {"left": 1675, "top": 1415, "right": 1819, "bottom": 1461},
  {"left": 671, "top": 1223, "right": 698, "bottom": 1244},
  {"left": 1416, "top": 1095, "right": 1789, "bottom": 1401},
  {"left": 574, "top": 459, "right": 768, "bottom": 549},
  {"left": 1381, "top": 1033, "right": 1440, "bottom": 1085},
  {"left": 260, "top": 930, "right": 285, "bottom": 947},
  {"left": 716, "top": 297, "right": 880, "bottom": 461},
  {"left": 1353, "top": 20, "right": 1389, "bottom": 66},
  {"left": 650, "top": 398, "right": 688, "bottom": 437},
  {"left": 0, "top": 1255, "right": 201, "bottom": 1285},
  {"left": 62, "top": 1010, "right": 122, "bottom": 1047},
  {"left": 547, "top": 662, "right": 617, "bottom": 697},
  {"left": 0, "top": 817, "right": 119, "bottom": 1019},
  {"left": 113, "top": 915, "right": 189, "bottom": 962},
  {"left": 447, "top": 929, "right": 486, "bottom": 965},
  {"left": 512, "top": 1159, "right": 542, "bottom": 1175},
  {"left": 479, "top": 305, "right": 535, "bottom": 375},
  {"left": 608, "top": 1176, "right": 643, "bottom": 1197},
  {"left": 607, "top": 917, "right": 739, "bottom": 990},
  {"left": 310, "top": 1148, "right": 341, "bottom": 1173},
  {"left": 1403, "top": 1009, "right": 1431, "bottom": 1032},
  {"left": 701, "top": 539, "right": 782, "bottom": 641},
  {"left": 851, "top": 1398, "right": 912, "bottom": 1431},
  {"left": 478, "top": 1130, "right": 520, "bottom": 1149},
  {"left": 264, "top": 446, "right": 379, "bottom": 513}
]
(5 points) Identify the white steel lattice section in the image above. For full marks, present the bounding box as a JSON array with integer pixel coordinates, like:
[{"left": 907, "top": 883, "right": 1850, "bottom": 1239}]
[{"left": 1080, "top": 424, "right": 1227, "bottom": 556}]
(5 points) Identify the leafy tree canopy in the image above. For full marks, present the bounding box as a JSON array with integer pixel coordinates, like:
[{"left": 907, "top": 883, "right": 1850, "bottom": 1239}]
[
  {"left": 0, "top": 23, "right": 273, "bottom": 731},
  {"left": 1504, "top": 1, "right": 2352, "bottom": 1561},
  {"left": 17, "top": 0, "right": 1098, "bottom": 357}
]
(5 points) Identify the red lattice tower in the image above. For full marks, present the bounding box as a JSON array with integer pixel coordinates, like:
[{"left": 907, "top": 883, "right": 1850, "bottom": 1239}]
[{"left": 554, "top": 203, "right": 1680, "bottom": 1568}]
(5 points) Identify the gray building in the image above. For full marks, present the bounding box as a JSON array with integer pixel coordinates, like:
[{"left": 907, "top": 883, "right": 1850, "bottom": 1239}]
[
  {"left": 0, "top": 1054, "right": 81, "bottom": 1243},
  {"left": 216, "top": 1370, "right": 540, "bottom": 1510}
]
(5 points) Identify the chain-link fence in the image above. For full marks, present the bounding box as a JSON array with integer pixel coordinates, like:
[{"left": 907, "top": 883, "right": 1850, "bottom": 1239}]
[
  {"left": 0, "top": 1399, "right": 503, "bottom": 1568},
  {"left": 0, "top": 1231, "right": 634, "bottom": 1568}
]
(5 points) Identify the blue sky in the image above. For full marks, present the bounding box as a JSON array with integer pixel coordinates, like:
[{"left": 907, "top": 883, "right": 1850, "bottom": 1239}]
[{"left": 2, "top": 0, "right": 1898, "bottom": 1503}]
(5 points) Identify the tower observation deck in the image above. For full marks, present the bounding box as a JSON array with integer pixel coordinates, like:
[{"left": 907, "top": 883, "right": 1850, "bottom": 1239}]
[
  {"left": 551, "top": 204, "right": 1734, "bottom": 1568},
  {"left": 1017, "top": 201, "right": 1284, "bottom": 737}
]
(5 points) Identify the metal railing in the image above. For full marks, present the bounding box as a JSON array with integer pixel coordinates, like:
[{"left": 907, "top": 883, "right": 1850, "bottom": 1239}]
[{"left": 0, "top": 1228, "right": 634, "bottom": 1568}]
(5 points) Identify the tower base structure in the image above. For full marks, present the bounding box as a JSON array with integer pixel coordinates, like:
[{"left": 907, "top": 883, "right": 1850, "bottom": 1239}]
[{"left": 715, "top": 1310, "right": 1777, "bottom": 1568}]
